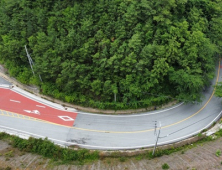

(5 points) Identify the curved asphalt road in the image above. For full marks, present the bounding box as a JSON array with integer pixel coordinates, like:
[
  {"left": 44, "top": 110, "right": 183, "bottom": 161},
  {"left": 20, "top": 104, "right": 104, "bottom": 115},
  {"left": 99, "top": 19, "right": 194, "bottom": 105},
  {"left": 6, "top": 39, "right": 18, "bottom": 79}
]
[{"left": 0, "top": 62, "right": 222, "bottom": 150}]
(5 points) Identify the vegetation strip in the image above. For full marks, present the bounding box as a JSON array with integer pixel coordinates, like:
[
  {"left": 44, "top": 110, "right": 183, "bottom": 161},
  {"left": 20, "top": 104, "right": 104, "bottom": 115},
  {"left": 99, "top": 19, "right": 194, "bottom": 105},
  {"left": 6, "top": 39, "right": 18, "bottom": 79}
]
[
  {"left": 0, "top": 126, "right": 222, "bottom": 164},
  {"left": 0, "top": 132, "right": 99, "bottom": 164}
]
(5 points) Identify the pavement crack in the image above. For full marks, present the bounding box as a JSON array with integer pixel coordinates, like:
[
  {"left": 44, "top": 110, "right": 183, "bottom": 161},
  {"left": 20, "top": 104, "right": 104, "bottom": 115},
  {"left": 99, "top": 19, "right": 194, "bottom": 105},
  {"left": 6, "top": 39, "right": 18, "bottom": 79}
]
[{"left": 67, "top": 138, "right": 89, "bottom": 144}]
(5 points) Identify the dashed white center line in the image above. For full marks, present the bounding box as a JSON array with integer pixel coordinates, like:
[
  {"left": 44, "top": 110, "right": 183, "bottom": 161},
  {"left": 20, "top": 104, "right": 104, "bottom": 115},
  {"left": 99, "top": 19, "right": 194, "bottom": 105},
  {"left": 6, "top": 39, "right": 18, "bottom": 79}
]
[
  {"left": 10, "top": 99, "right": 21, "bottom": 103},
  {"left": 36, "top": 105, "right": 45, "bottom": 108}
]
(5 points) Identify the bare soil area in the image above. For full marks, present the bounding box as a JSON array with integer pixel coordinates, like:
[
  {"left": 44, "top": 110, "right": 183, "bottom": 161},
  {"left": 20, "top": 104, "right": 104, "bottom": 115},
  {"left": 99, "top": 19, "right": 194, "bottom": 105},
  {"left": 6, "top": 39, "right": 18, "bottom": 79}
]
[{"left": 0, "top": 137, "right": 222, "bottom": 170}]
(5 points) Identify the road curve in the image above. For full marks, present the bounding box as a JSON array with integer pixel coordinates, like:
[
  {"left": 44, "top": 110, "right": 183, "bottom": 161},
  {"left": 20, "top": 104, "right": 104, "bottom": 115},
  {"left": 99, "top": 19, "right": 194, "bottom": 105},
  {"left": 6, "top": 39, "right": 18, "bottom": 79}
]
[{"left": 0, "top": 61, "right": 222, "bottom": 150}]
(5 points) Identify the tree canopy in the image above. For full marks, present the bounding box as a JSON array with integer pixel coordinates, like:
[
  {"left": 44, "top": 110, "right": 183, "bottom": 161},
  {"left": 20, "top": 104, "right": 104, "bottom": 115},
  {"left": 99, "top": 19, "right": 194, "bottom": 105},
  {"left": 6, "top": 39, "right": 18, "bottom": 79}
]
[{"left": 0, "top": 0, "right": 221, "bottom": 109}]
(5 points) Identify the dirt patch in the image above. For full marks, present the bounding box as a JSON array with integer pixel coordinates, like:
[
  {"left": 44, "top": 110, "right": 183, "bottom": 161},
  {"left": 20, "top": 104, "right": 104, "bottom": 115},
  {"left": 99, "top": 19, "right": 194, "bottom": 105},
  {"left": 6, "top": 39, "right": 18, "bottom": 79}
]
[{"left": 0, "top": 138, "right": 222, "bottom": 170}]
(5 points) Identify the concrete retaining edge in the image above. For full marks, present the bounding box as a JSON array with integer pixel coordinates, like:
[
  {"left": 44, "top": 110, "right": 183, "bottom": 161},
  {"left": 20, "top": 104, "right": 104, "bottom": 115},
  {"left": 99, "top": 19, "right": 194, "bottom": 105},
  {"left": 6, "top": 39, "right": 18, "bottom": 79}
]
[{"left": 98, "top": 135, "right": 205, "bottom": 157}]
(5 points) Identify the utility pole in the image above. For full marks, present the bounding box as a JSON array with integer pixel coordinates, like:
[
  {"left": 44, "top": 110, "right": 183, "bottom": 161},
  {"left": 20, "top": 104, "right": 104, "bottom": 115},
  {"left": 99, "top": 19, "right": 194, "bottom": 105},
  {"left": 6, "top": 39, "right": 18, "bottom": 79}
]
[
  {"left": 25, "top": 45, "right": 42, "bottom": 82},
  {"left": 153, "top": 121, "right": 157, "bottom": 136},
  {"left": 152, "top": 121, "right": 161, "bottom": 156},
  {"left": 114, "top": 93, "right": 116, "bottom": 102},
  {"left": 25, "top": 45, "right": 35, "bottom": 76}
]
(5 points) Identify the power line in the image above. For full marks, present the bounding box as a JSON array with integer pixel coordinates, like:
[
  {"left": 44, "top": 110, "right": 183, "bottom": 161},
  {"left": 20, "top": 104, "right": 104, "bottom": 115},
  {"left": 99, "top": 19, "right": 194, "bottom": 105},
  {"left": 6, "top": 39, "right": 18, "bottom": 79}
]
[
  {"left": 152, "top": 121, "right": 161, "bottom": 156},
  {"left": 159, "top": 112, "right": 218, "bottom": 139},
  {"left": 25, "top": 45, "right": 43, "bottom": 82},
  {"left": 25, "top": 45, "right": 35, "bottom": 76}
]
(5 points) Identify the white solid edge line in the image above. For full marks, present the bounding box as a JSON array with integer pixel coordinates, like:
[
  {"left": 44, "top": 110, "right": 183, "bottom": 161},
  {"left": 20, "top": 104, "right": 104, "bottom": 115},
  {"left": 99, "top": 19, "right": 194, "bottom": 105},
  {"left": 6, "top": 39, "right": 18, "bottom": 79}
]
[
  {"left": 47, "top": 109, "right": 222, "bottom": 149},
  {"left": 0, "top": 110, "right": 221, "bottom": 150},
  {"left": 0, "top": 125, "right": 45, "bottom": 139},
  {"left": 1, "top": 86, "right": 184, "bottom": 117},
  {"left": 77, "top": 102, "right": 184, "bottom": 117},
  {"left": 3, "top": 87, "right": 74, "bottom": 113},
  {"left": 11, "top": 87, "right": 64, "bottom": 110},
  {"left": 0, "top": 85, "right": 10, "bottom": 88},
  {"left": 156, "top": 110, "right": 222, "bottom": 146}
]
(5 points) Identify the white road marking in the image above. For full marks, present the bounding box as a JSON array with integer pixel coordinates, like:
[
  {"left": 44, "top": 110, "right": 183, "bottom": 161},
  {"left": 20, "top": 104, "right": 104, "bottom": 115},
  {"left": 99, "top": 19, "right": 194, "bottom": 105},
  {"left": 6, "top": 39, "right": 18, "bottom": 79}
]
[
  {"left": 58, "top": 116, "right": 74, "bottom": 121},
  {"left": 78, "top": 102, "right": 184, "bottom": 117},
  {"left": 24, "top": 110, "right": 40, "bottom": 115},
  {"left": 7, "top": 87, "right": 179, "bottom": 116},
  {"left": 10, "top": 87, "right": 75, "bottom": 112},
  {"left": 0, "top": 109, "right": 221, "bottom": 150},
  {"left": 24, "top": 110, "right": 31, "bottom": 113},
  {"left": 10, "top": 99, "right": 21, "bottom": 103},
  {"left": 33, "top": 110, "right": 40, "bottom": 114},
  {"left": 0, "top": 84, "right": 11, "bottom": 88},
  {"left": 36, "top": 105, "right": 45, "bottom": 108}
]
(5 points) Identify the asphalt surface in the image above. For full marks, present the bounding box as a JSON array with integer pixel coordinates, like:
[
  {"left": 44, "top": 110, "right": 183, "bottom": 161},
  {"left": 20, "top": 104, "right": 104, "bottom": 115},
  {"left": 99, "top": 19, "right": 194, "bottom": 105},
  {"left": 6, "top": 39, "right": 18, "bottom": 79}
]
[
  {"left": 0, "top": 62, "right": 222, "bottom": 150},
  {"left": 0, "top": 88, "right": 77, "bottom": 126},
  {"left": 0, "top": 77, "right": 11, "bottom": 85}
]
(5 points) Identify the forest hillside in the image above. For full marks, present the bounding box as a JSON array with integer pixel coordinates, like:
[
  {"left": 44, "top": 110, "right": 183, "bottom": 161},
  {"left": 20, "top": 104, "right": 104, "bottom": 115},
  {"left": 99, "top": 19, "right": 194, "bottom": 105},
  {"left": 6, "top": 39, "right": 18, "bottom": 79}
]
[{"left": 0, "top": 0, "right": 222, "bottom": 109}]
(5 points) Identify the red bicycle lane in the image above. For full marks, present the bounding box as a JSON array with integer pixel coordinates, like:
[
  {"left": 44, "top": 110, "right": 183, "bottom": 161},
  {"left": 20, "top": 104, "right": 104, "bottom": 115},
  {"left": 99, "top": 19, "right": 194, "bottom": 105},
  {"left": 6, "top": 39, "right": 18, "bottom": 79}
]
[{"left": 0, "top": 88, "right": 77, "bottom": 127}]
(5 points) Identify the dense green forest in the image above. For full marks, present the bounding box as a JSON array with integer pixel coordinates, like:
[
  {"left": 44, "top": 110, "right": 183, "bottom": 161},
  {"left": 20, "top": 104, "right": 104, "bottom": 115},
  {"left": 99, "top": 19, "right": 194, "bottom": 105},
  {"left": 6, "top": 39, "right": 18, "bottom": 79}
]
[{"left": 0, "top": 0, "right": 222, "bottom": 109}]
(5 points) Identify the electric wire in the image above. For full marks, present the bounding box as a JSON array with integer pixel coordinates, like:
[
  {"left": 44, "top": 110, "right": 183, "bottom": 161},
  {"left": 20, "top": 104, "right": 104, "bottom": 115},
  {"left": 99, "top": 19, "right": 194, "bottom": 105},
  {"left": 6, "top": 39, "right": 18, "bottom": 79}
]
[{"left": 159, "top": 112, "right": 219, "bottom": 138}]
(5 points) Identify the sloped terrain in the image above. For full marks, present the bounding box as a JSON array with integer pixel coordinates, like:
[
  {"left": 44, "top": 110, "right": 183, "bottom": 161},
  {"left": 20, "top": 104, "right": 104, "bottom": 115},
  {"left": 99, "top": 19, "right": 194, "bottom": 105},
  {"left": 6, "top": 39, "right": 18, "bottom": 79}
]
[{"left": 0, "top": 137, "right": 222, "bottom": 170}]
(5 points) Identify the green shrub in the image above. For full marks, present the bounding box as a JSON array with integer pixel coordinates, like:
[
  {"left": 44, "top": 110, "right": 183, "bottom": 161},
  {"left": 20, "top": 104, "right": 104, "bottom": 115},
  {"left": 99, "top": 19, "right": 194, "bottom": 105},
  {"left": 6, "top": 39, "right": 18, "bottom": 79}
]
[
  {"left": 162, "top": 163, "right": 170, "bottom": 169},
  {"left": 4, "top": 134, "right": 99, "bottom": 163},
  {"left": 39, "top": 81, "right": 171, "bottom": 110},
  {"left": 5, "top": 167, "right": 11, "bottom": 170},
  {"left": 216, "top": 150, "right": 221, "bottom": 157},
  {"left": 17, "top": 67, "right": 32, "bottom": 84},
  {"left": 135, "top": 155, "right": 143, "bottom": 160},
  {"left": 0, "top": 132, "right": 9, "bottom": 140},
  {"left": 119, "top": 157, "right": 126, "bottom": 162},
  {"left": 5, "top": 150, "right": 14, "bottom": 157}
]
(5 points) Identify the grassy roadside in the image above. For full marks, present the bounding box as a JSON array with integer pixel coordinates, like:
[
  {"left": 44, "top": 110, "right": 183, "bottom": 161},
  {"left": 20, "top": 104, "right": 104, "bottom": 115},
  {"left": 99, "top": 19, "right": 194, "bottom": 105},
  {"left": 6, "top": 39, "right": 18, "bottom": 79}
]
[
  {"left": 0, "top": 132, "right": 99, "bottom": 165},
  {"left": 1, "top": 127, "right": 222, "bottom": 166}
]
